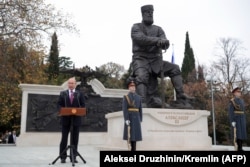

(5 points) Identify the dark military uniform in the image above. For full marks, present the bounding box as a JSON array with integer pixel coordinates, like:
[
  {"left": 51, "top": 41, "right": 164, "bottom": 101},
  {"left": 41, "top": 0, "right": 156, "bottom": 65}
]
[
  {"left": 122, "top": 91, "right": 143, "bottom": 151},
  {"left": 228, "top": 88, "right": 247, "bottom": 151}
]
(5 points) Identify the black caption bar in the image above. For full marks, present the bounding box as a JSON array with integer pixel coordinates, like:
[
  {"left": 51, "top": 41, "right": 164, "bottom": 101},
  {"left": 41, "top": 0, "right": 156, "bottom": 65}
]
[{"left": 100, "top": 151, "right": 249, "bottom": 167}]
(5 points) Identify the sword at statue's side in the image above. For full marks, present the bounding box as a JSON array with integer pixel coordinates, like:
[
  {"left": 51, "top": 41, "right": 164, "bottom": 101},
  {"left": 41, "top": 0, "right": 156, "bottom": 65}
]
[
  {"left": 160, "top": 47, "right": 167, "bottom": 108},
  {"left": 171, "top": 44, "right": 176, "bottom": 101}
]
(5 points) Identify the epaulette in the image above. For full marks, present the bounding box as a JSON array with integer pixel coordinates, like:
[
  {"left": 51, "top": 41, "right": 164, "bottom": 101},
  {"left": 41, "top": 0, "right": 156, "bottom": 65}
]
[{"left": 230, "top": 97, "right": 241, "bottom": 110}]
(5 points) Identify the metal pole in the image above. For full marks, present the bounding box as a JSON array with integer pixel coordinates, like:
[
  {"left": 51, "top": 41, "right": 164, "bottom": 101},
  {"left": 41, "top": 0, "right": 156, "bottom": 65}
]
[
  {"left": 171, "top": 44, "right": 176, "bottom": 101},
  {"left": 211, "top": 79, "right": 216, "bottom": 145}
]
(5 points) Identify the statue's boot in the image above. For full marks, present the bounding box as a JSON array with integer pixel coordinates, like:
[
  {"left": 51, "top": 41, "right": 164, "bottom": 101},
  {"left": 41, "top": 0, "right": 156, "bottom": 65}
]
[
  {"left": 147, "top": 96, "right": 170, "bottom": 108},
  {"left": 136, "top": 84, "right": 147, "bottom": 108},
  {"left": 171, "top": 75, "right": 193, "bottom": 109},
  {"left": 170, "top": 99, "right": 193, "bottom": 109}
]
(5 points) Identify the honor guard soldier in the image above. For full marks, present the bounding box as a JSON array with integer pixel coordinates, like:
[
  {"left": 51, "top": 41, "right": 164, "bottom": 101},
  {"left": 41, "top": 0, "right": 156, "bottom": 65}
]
[
  {"left": 122, "top": 78, "right": 143, "bottom": 151},
  {"left": 228, "top": 87, "right": 247, "bottom": 151}
]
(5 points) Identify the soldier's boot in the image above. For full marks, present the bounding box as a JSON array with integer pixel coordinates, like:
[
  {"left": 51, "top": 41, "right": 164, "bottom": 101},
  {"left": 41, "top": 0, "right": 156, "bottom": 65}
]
[
  {"left": 237, "top": 139, "right": 244, "bottom": 151},
  {"left": 171, "top": 75, "right": 193, "bottom": 109},
  {"left": 131, "top": 141, "right": 136, "bottom": 151},
  {"left": 136, "top": 84, "right": 147, "bottom": 108}
]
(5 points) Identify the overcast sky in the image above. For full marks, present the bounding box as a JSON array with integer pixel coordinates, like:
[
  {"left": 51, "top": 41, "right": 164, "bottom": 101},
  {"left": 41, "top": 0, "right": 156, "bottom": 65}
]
[{"left": 45, "top": 0, "right": 250, "bottom": 70}]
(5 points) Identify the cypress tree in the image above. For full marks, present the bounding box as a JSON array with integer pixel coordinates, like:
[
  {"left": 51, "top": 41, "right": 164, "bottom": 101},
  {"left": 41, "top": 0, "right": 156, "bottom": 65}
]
[
  {"left": 181, "top": 31, "right": 196, "bottom": 83},
  {"left": 47, "top": 32, "right": 59, "bottom": 80}
]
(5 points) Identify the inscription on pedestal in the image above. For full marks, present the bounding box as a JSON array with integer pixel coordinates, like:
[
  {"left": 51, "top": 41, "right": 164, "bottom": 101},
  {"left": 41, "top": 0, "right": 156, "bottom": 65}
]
[{"left": 149, "top": 110, "right": 202, "bottom": 125}]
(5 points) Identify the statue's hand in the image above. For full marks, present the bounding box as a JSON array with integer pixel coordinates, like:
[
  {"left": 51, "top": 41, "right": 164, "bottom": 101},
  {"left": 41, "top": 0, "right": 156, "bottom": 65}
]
[{"left": 157, "top": 39, "right": 170, "bottom": 49}]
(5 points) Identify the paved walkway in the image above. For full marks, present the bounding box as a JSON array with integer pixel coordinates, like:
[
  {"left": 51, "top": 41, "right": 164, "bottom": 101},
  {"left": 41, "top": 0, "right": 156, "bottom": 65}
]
[
  {"left": 0, "top": 144, "right": 99, "bottom": 167},
  {"left": 0, "top": 144, "right": 249, "bottom": 167}
]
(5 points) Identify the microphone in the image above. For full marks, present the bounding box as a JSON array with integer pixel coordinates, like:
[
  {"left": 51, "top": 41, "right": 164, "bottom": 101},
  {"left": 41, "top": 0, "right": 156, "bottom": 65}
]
[
  {"left": 75, "top": 91, "right": 81, "bottom": 107},
  {"left": 63, "top": 91, "right": 67, "bottom": 107}
]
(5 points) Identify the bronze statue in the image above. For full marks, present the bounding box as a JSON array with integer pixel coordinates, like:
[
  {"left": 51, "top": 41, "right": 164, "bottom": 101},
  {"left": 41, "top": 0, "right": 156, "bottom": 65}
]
[{"left": 130, "top": 5, "right": 192, "bottom": 109}]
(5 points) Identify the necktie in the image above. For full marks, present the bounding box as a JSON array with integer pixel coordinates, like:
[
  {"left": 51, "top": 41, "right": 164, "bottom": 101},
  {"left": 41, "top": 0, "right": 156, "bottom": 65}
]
[{"left": 70, "top": 90, "right": 74, "bottom": 104}]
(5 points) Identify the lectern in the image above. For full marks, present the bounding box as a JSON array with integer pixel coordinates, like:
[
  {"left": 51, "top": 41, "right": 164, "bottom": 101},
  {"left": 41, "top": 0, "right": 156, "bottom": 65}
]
[
  {"left": 50, "top": 107, "right": 86, "bottom": 166},
  {"left": 60, "top": 107, "right": 86, "bottom": 116}
]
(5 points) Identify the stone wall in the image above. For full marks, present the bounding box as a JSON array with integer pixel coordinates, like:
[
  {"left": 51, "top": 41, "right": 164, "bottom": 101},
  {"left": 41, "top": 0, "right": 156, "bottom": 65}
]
[{"left": 17, "top": 79, "right": 128, "bottom": 146}]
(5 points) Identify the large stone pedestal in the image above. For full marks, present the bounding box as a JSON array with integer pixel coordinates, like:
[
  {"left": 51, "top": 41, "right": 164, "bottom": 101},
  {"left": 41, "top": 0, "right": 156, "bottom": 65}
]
[{"left": 102, "top": 108, "right": 212, "bottom": 150}]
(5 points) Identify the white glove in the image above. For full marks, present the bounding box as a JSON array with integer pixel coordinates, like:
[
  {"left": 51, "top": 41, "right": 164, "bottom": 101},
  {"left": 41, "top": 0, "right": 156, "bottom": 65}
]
[
  {"left": 232, "top": 122, "right": 236, "bottom": 127},
  {"left": 125, "top": 120, "right": 130, "bottom": 125}
]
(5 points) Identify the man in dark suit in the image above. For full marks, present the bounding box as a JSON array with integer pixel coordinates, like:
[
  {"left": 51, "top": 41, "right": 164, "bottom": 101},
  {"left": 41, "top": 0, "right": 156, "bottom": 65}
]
[
  {"left": 8, "top": 130, "right": 17, "bottom": 144},
  {"left": 57, "top": 77, "right": 85, "bottom": 163}
]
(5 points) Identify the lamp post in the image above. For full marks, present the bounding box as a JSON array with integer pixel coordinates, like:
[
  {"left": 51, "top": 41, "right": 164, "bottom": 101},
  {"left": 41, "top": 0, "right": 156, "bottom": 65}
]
[
  {"left": 207, "top": 79, "right": 216, "bottom": 145},
  {"left": 210, "top": 79, "right": 216, "bottom": 145}
]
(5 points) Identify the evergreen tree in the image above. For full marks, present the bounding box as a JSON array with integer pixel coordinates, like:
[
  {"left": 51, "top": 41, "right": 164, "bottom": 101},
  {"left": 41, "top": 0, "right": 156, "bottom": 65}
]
[
  {"left": 181, "top": 32, "right": 196, "bottom": 83},
  {"left": 59, "top": 56, "right": 73, "bottom": 70},
  {"left": 47, "top": 32, "right": 59, "bottom": 80},
  {"left": 197, "top": 64, "right": 205, "bottom": 82}
]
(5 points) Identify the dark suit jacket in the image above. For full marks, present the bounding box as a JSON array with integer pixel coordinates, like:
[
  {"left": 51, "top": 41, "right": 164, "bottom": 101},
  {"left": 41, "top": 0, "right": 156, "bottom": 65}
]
[
  {"left": 57, "top": 90, "right": 85, "bottom": 126},
  {"left": 8, "top": 134, "right": 15, "bottom": 144}
]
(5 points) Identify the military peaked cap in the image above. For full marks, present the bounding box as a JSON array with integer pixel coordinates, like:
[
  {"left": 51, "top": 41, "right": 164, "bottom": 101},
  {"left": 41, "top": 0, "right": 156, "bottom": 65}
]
[
  {"left": 126, "top": 77, "right": 136, "bottom": 88},
  {"left": 232, "top": 87, "right": 241, "bottom": 93},
  {"left": 141, "top": 5, "right": 154, "bottom": 13}
]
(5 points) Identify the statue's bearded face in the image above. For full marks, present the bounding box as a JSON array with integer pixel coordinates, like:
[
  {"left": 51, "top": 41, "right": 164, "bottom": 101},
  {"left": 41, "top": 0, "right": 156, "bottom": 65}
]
[{"left": 142, "top": 10, "right": 154, "bottom": 25}]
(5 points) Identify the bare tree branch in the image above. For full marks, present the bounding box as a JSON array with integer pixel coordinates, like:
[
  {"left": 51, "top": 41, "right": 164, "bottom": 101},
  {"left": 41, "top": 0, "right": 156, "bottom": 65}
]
[
  {"left": 0, "top": 0, "right": 79, "bottom": 48},
  {"left": 212, "top": 37, "right": 250, "bottom": 93}
]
